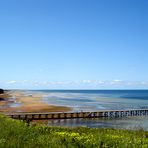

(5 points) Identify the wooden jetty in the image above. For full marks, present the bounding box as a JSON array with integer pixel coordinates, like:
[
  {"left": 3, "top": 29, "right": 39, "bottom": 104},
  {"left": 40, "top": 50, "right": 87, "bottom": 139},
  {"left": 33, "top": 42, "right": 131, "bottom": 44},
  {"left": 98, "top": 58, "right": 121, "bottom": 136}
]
[{"left": 6, "top": 109, "right": 148, "bottom": 121}]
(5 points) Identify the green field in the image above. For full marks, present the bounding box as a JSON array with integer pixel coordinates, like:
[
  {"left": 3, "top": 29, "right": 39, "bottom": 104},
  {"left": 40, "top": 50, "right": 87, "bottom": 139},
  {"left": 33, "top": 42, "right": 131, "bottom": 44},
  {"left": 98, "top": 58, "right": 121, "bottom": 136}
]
[{"left": 0, "top": 114, "right": 148, "bottom": 148}]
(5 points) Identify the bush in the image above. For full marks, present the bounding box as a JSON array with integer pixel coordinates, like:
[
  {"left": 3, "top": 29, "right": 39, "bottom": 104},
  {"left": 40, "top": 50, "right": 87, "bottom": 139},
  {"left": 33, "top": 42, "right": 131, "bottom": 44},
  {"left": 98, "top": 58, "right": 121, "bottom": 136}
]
[
  {"left": 0, "top": 89, "right": 4, "bottom": 94},
  {"left": 0, "top": 114, "right": 148, "bottom": 147}
]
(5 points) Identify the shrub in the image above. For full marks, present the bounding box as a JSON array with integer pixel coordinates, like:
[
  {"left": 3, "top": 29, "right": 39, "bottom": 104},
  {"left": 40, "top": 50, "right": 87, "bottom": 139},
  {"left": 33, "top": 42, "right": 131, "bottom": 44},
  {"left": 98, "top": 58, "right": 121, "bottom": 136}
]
[
  {"left": 0, "top": 114, "right": 148, "bottom": 147},
  {"left": 0, "top": 89, "right": 4, "bottom": 94}
]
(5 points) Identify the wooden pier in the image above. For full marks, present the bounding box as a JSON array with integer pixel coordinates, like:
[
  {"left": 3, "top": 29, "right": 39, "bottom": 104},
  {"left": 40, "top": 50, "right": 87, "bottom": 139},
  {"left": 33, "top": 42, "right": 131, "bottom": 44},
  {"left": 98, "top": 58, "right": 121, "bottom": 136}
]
[{"left": 6, "top": 109, "right": 148, "bottom": 121}]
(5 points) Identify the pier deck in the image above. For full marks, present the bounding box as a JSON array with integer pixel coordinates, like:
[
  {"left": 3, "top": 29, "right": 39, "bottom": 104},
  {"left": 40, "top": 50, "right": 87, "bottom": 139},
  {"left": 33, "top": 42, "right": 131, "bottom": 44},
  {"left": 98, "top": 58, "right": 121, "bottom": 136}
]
[{"left": 6, "top": 109, "right": 148, "bottom": 121}]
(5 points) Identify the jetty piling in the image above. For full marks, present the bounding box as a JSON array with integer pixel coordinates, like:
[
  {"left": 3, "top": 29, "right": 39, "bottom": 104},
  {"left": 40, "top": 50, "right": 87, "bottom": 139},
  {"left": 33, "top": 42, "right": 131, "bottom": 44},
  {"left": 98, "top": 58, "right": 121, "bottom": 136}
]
[{"left": 6, "top": 109, "right": 148, "bottom": 121}]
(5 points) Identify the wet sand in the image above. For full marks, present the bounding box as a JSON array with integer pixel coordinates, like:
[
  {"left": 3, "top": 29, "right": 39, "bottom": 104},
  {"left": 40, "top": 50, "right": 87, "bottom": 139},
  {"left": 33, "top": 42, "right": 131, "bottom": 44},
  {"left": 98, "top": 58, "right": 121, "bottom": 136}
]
[
  {"left": 0, "top": 91, "right": 71, "bottom": 113},
  {"left": 0, "top": 93, "right": 12, "bottom": 106}
]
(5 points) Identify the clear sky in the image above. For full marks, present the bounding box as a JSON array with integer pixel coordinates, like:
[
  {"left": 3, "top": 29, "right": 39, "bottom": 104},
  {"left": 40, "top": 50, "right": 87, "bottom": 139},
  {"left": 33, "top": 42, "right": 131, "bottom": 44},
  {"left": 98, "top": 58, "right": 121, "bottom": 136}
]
[{"left": 0, "top": 0, "right": 148, "bottom": 89}]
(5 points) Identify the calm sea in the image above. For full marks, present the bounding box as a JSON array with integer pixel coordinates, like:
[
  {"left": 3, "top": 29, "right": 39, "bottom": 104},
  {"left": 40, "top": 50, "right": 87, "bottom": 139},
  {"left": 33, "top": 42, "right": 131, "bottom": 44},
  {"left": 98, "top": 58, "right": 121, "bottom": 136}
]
[{"left": 32, "top": 90, "right": 148, "bottom": 130}]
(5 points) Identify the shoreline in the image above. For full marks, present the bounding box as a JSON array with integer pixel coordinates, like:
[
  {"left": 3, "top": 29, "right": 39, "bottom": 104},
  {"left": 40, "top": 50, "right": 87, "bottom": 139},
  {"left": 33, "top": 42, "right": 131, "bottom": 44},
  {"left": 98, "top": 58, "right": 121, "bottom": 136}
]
[{"left": 0, "top": 90, "right": 72, "bottom": 113}]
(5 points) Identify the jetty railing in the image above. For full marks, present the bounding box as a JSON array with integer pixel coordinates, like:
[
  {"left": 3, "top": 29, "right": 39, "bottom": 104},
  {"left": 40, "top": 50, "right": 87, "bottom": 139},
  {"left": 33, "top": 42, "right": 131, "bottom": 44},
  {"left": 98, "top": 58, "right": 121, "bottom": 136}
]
[{"left": 6, "top": 109, "right": 148, "bottom": 121}]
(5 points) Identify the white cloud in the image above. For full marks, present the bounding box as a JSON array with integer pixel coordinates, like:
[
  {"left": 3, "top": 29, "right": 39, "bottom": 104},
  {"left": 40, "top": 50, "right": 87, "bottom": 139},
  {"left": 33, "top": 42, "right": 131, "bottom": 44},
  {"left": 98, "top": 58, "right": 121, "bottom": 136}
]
[
  {"left": 113, "top": 79, "right": 122, "bottom": 82},
  {"left": 81, "top": 80, "right": 92, "bottom": 83},
  {"left": 141, "top": 81, "right": 148, "bottom": 85},
  {"left": 6, "top": 81, "right": 17, "bottom": 84},
  {"left": 94, "top": 80, "right": 105, "bottom": 84},
  {"left": 3, "top": 79, "right": 148, "bottom": 89},
  {"left": 110, "top": 80, "right": 123, "bottom": 85},
  {"left": 30, "top": 80, "right": 148, "bottom": 88}
]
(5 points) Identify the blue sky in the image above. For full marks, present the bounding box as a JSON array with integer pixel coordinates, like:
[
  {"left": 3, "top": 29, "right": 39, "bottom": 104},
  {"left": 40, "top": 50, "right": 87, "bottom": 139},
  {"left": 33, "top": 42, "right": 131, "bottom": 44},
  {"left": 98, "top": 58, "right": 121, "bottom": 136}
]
[{"left": 0, "top": 0, "right": 148, "bottom": 89}]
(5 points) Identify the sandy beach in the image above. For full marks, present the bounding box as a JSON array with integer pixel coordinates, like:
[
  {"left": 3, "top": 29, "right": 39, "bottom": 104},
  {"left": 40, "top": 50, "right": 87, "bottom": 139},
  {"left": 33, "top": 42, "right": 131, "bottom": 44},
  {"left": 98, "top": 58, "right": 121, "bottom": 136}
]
[
  {"left": 0, "top": 91, "right": 71, "bottom": 113},
  {"left": 0, "top": 93, "right": 12, "bottom": 106}
]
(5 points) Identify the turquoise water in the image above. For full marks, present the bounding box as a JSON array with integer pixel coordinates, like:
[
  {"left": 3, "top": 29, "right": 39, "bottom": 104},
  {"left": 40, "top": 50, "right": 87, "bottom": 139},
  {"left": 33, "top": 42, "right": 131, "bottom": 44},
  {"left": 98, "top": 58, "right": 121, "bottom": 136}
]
[
  {"left": 32, "top": 90, "right": 148, "bottom": 130},
  {"left": 41, "top": 90, "right": 148, "bottom": 111}
]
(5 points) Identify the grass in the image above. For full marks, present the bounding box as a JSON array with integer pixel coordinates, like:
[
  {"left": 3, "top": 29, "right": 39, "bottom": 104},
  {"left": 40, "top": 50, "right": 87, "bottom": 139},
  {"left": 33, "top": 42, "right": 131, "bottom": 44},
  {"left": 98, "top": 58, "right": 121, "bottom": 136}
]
[{"left": 0, "top": 114, "right": 148, "bottom": 148}]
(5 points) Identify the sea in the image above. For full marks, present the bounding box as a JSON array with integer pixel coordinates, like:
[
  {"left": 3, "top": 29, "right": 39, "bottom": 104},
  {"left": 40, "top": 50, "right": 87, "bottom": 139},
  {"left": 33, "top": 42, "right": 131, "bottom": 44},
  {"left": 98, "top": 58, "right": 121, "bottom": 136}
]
[{"left": 28, "top": 90, "right": 148, "bottom": 131}]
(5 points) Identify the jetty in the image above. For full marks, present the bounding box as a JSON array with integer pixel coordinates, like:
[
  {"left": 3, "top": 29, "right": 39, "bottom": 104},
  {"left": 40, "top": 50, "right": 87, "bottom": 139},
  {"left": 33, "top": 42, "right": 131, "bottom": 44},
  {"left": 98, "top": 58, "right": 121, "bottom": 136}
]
[{"left": 6, "top": 109, "right": 148, "bottom": 121}]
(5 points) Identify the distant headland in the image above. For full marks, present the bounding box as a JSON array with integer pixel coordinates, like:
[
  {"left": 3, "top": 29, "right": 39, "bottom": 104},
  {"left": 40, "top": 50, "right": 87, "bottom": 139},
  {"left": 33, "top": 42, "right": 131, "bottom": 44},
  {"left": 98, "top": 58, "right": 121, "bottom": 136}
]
[{"left": 0, "top": 89, "right": 4, "bottom": 94}]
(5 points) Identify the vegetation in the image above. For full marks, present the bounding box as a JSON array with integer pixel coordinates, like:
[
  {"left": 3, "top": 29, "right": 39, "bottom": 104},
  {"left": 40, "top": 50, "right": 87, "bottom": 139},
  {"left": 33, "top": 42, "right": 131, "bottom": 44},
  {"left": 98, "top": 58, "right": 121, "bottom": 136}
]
[
  {"left": 0, "top": 89, "right": 4, "bottom": 94},
  {"left": 0, "top": 115, "right": 148, "bottom": 148}
]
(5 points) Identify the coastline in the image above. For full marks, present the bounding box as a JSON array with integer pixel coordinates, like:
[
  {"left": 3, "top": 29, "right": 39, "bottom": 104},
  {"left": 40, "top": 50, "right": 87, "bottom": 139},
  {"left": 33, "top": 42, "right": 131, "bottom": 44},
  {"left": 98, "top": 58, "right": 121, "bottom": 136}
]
[{"left": 0, "top": 90, "right": 72, "bottom": 113}]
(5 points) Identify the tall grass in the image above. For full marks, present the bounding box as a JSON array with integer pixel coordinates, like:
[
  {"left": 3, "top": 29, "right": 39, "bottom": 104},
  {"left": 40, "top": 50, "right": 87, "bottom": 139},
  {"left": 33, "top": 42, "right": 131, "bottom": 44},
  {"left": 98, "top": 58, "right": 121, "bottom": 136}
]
[{"left": 0, "top": 114, "right": 148, "bottom": 147}]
